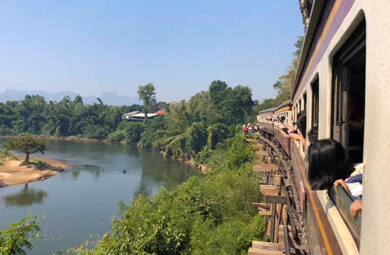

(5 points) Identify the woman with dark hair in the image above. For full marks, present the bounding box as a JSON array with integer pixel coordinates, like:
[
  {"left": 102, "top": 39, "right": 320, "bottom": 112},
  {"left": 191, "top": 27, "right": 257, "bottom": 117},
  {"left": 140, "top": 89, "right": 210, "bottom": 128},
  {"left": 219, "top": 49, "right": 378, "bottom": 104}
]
[
  {"left": 306, "top": 139, "right": 354, "bottom": 190},
  {"left": 306, "top": 139, "right": 363, "bottom": 216},
  {"left": 308, "top": 127, "right": 318, "bottom": 145}
]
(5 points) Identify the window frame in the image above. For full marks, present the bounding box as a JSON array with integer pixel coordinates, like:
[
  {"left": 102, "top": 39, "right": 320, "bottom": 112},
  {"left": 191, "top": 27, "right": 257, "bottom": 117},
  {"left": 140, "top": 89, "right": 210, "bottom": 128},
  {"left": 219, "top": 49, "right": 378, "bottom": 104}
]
[{"left": 311, "top": 76, "right": 319, "bottom": 128}]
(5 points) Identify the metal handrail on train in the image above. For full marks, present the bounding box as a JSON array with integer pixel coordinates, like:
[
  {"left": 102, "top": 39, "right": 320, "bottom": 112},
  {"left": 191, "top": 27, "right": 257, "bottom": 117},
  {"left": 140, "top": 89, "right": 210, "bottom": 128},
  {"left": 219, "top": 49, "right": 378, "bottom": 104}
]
[{"left": 329, "top": 185, "right": 362, "bottom": 248}]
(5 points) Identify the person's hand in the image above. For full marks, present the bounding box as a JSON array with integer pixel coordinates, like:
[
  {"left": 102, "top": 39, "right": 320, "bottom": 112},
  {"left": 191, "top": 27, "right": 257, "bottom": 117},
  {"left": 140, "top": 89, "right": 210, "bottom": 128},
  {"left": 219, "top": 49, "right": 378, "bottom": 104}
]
[
  {"left": 289, "top": 133, "right": 301, "bottom": 141},
  {"left": 334, "top": 179, "right": 350, "bottom": 192},
  {"left": 350, "top": 200, "right": 362, "bottom": 217}
]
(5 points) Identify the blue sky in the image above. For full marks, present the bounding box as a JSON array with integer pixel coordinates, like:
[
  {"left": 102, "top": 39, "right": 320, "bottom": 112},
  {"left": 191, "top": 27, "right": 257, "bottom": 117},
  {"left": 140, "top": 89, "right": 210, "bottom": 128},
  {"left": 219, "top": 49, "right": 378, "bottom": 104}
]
[{"left": 0, "top": 1, "right": 303, "bottom": 102}]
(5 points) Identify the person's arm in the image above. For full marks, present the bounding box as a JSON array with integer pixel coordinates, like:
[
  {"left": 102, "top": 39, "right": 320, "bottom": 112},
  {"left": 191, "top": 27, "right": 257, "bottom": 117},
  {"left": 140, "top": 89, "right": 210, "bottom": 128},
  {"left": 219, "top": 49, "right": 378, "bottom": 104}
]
[
  {"left": 334, "top": 179, "right": 350, "bottom": 192},
  {"left": 284, "top": 123, "right": 295, "bottom": 132},
  {"left": 350, "top": 200, "right": 362, "bottom": 217},
  {"left": 290, "top": 133, "right": 306, "bottom": 146}
]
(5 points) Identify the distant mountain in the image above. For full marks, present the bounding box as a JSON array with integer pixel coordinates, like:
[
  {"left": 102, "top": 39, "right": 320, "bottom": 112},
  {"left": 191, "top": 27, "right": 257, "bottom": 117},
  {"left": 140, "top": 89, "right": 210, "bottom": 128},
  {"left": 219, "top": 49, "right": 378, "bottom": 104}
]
[{"left": 0, "top": 89, "right": 141, "bottom": 106}]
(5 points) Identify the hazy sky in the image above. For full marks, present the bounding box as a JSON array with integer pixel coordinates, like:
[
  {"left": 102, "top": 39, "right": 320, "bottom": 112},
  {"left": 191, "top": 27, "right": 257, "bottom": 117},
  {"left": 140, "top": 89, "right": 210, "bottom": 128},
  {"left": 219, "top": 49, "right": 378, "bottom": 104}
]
[{"left": 0, "top": 1, "right": 302, "bottom": 102}]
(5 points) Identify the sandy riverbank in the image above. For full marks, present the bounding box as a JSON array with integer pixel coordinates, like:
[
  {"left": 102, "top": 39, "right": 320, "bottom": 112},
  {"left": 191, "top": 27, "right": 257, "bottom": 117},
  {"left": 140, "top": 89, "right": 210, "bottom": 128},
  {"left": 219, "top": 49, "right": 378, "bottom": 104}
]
[{"left": 0, "top": 157, "right": 68, "bottom": 188}]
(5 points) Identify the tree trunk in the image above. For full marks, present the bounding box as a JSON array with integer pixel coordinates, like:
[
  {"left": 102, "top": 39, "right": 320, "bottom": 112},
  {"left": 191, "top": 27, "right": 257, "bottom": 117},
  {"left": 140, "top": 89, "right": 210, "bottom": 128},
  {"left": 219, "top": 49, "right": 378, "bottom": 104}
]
[
  {"left": 25, "top": 153, "right": 30, "bottom": 164},
  {"left": 298, "top": 0, "right": 314, "bottom": 31},
  {"left": 144, "top": 102, "right": 149, "bottom": 120}
]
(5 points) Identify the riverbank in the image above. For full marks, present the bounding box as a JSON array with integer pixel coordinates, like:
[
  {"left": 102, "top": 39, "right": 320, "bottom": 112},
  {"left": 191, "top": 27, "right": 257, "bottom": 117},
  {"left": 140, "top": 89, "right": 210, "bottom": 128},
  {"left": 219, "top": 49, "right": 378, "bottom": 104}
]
[
  {"left": 1, "top": 136, "right": 210, "bottom": 174},
  {"left": 0, "top": 157, "right": 68, "bottom": 188}
]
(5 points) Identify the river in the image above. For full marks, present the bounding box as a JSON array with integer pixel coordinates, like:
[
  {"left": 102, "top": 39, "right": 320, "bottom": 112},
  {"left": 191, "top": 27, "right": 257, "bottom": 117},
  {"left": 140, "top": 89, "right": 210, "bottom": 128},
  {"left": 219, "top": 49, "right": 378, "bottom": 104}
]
[{"left": 0, "top": 138, "right": 198, "bottom": 254}]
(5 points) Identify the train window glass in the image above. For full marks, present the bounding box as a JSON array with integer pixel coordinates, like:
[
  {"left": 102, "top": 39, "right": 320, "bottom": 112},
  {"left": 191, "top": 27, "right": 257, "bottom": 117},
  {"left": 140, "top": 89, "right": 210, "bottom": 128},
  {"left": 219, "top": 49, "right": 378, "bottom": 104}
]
[
  {"left": 311, "top": 78, "right": 319, "bottom": 128},
  {"left": 299, "top": 100, "right": 302, "bottom": 112},
  {"left": 332, "top": 23, "right": 366, "bottom": 163},
  {"left": 303, "top": 93, "right": 307, "bottom": 110}
]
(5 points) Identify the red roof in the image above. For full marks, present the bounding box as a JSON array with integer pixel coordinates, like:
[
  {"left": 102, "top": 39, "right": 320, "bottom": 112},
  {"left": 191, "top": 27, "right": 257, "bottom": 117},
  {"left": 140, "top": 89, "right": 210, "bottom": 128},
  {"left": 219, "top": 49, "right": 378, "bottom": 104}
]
[{"left": 155, "top": 109, "right": 168, "bottom": 115}]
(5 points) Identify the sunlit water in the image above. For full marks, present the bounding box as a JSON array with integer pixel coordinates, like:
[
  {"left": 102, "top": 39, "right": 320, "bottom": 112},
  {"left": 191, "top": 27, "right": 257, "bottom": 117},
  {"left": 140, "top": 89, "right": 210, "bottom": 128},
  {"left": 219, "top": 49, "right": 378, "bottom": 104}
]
[{"left": 0, "top": 138, "right": 198, "bottom": 254}]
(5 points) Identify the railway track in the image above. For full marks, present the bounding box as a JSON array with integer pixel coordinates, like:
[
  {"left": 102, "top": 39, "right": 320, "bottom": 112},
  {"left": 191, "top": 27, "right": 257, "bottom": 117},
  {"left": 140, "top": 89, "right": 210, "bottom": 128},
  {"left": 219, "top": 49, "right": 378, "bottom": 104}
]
[{"left": 248, "top": 134, "right": 306, "bottom": 255}]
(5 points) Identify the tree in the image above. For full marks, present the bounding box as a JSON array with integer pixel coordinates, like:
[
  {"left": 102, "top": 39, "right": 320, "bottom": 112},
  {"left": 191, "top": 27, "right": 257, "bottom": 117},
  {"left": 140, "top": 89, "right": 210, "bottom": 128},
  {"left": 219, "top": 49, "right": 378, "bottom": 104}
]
[
  {"left": 4, "top": 136, "right": 48, "bottom": 164},
  {"left": 137, "top": 83, "right": 156, "bottom": 119},
  {"left": 298, "top": 0, "right": 314, "bottom": 31}
]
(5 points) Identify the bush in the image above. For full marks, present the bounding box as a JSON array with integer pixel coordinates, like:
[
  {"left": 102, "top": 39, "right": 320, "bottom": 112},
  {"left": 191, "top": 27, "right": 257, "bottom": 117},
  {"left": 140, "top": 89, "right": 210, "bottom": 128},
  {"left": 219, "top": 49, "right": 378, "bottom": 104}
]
[
  {"left": 84, "top": 125, "right": 110, "bottom": 140},
  {"left": 0, "top": 215, "right": 40, "bottom": 255},
  {"left": 108, "top": 130, "right": 127, "bottom": 142},
  {"left": 124, "top": 123, "right": 145, "bottom": 143},
  {"left": 225, "top": 132, "right": 254, "bottom": 170},
  {"left": 30, "top": 159, "right": 50, "bottom": 170}
]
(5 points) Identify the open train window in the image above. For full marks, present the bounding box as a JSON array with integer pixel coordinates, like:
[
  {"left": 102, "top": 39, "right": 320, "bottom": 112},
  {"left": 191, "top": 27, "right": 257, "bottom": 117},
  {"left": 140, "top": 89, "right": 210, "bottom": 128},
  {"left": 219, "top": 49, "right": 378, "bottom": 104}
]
[
  {"left": 311, "top": 78, "right": 319, "bottom": 128},
  {"left": 299, "top": 100, "right": 301, "bottom": 112},
  {"left": 332, "top": 23, "right": 366, "bottom": 163}
]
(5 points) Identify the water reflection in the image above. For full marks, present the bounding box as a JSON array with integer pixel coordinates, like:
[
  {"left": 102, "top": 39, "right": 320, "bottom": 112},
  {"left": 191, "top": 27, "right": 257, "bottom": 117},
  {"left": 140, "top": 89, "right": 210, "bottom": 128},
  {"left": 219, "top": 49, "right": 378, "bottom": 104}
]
[
  {"left": 70, "top": 165, "right": 102, "bottom": 179},
  {"left": 3, "top": 184, "right": 48, "bottom": 207}
]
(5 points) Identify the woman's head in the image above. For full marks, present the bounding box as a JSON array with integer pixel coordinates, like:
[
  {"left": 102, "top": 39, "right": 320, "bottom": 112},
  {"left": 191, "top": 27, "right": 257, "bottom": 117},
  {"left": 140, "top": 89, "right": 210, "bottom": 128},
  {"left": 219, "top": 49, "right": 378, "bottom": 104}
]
[
  {"left": 308, "top": 127, "right": 318, "bottom": 145},
  {"left": 307, "top": 139, "right": 354, "bottom": 190},
  {"left": 296, "top": 111, "right": 306, "bottom": 138}
]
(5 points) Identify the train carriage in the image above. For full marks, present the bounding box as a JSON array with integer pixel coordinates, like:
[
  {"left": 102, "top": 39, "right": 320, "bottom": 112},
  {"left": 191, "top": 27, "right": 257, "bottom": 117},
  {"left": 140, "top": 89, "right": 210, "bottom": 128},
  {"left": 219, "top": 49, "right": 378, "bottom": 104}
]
[
  {"left": 255, "top": 0, "right": 390, "bottom": 254},
  {"left": 257, "top": 107, "right": 277, "bottom": 139},
  {"left": 273, "top": 100, "right": 293, "bottom": 158},
  {"left": 289, "top": 0, "right": 390, "bottom": 254}
]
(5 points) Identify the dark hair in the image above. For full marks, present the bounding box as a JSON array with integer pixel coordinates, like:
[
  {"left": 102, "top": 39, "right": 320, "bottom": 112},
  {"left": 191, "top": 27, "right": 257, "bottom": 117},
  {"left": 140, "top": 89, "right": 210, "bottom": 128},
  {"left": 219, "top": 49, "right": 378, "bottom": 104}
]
[
  {"left": 308, "top": 127, "right": 318, "bottom": 145},
  {"left": 307, "top": 139, "right": 354, "bottom": 190},
  {"left": 297, "top": 110, "right": 305, "bottom": 120},
  {"left": 281, "top": 116, "right": 286, "bottom": 121},
  {"left": 296, "top": 111, "right": 306, "bottom": 138}
]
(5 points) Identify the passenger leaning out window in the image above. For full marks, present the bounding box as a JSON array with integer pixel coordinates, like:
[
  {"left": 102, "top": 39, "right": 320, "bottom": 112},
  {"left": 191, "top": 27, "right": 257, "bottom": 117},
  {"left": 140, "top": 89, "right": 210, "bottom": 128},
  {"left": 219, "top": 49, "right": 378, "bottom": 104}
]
[{"left": 306, "top": 139, "right": 363, "bottom": 216}]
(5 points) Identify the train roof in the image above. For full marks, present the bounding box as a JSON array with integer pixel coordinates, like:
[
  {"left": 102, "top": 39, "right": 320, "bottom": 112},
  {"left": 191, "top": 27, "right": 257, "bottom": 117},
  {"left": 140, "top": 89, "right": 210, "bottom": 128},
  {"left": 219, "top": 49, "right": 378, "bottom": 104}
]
[
  {"left": 291, "top": 0, "right": 326, "bottom": 98},
  {"left": 258, "top": 107, "right": 278, "bottom": 114},
  {"left": 275, "top": 100, "right": 292, "bottom": 113}
]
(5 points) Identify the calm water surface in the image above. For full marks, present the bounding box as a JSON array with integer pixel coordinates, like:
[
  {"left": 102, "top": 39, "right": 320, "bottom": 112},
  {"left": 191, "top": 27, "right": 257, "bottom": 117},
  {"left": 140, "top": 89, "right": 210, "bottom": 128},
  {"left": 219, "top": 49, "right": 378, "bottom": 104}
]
[{"left": 0, "top": 138, "right": 198, "bottom": 254}]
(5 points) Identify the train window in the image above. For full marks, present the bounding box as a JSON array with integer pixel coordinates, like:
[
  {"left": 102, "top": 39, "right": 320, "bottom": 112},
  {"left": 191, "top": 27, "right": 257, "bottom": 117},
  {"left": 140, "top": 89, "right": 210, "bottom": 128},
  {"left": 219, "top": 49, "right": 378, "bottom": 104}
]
[
  {"left": 332, "top": 23, "right": 366, "bottom": 163},
  {"left": 303, "top": 93, "right": 307, "bottom": 110},
  {"left": 311, "top": 78, "right": 319, "bottom": 128}
]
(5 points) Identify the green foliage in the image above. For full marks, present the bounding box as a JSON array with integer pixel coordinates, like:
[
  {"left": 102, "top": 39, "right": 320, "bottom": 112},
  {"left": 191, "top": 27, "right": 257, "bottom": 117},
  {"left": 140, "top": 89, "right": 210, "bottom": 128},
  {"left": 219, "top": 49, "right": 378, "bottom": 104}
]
[
  {"left": 186, "top": 122, "right": 208, "bottom": 153},
  {"left": 139, "top": 116, "right": 168, "bottom": 148},
  {"left": 108, "top": 130, "right": 127, "bottom": 142},
  {"left": 207, "top": 123, "right": 232, "bottom": 149},
  {"left": 109, "top": 121, "right": 145, "bottom": 143},
  {"left": 135, "top": 81, "right": 254, "bottom": 161},
  {"left": 124, "top": 122, "right": 145, "bottom": 143},
  {"left": 73, "top": 132, "right": 266, "bottom": 255},
  {"left": 0, "top": 149, "right": 18, "bottom": 165},
  {"left": 3, "top": 136, "right": 48, "bottom": 163},
  {"left": 0, "top": 215, "right": 40, "bottom": 255},
  {"left": 0, "top": 80, "right": 255, "bottom": 162},
  {"left": 30, "top": 159, "right": 51, "bottom": 170},
  {"left": 0, "top": 95, "right": 147, "bottom": 140},
  {"left": 225, "top": 132, "right": 254, "bottom": 170},
  {"left": 0, "top": 149, "right": 18, "bottom": 160},
  {"left": 138, "top": 83, "right": 156, "bottom": 118}
]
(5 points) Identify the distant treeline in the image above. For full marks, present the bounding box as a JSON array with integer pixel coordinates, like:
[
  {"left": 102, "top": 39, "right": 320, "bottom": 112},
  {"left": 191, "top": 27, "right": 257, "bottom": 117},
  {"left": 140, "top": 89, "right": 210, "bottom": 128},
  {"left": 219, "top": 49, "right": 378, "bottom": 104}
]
[
  {"left": 0, "top": 80, "right": 256, "bottom": 162},
  {"left": 0, "top": 94, "right": 144, "bottom": 138}
]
